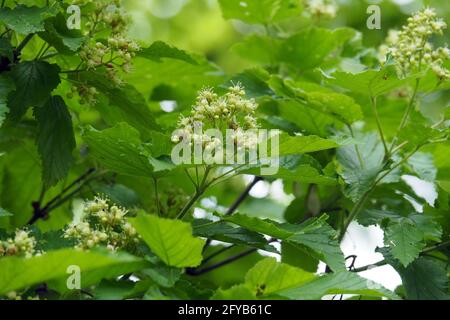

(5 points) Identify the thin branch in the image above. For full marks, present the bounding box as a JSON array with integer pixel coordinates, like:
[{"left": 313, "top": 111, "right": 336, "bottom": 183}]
[
  {"left": 203, "top": 176, "right": 263, "bottom": 251},
  {"left": 370, "top": 96, "right": 389, "bottom": 158},
  {"left": 352, "top": 240, "right": 450, "bottom": 273},
  {"left": 153, "top": 177, "right": 161, "bottom": 216},
  {"left": 14, "top": 33, "right": 34, "bottom": 55},
  {"left": 226, "top": 176, "right": 262, "bottom": 216}
]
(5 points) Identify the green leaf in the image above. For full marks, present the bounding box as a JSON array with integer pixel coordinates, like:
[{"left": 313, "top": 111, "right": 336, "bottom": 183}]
[
  {"left": 245, "top": 258, "right": 316, "bottom": 297},
  {"left": 407, "top": 152, "right": 437, "bottom": 182},
  {"left": 278, "top": 134, "right": 339, "bottom": 156},
  {"left": 138, "top": 41, "right": 198, "bottom": 65},
  {"left": 34, "top": 96, "right": 76, "bottom": 188},
  {"left": 0, "top": 248, "right": 147, "bottom": 295},
  {"left": 231, "top": 35, "right": 278, "bottom": 65},
  {"left": 337, "top": 132, "right": 389, "bottom": 202},
  {"left": 0, "top": 74, "right": 15, "bottom": 127},
  {"left": 129, "top": 213, "right": 205, "bottom": 268},
  {"left": 0, "top": 5, "right": 58, "bottom": 34},
  {"left": 396, "top": 257, "right": 449, "bottom": 300},
  {"left": 384, "top": 218, "right": 425, "bottom": 267},
  {"left": 192, "top": 219, "right": 278, "bottom": 253},
  {"left": 328, "top": 65, "right": 410, "bottom": 97},
  {"left": 212, "top": 284, "right": 256, "bottom": 300},
  {"left": 279, "top": 28, "right": 356, "bottom": 70},
  {"left": 7, "top": 61, "right": 60, "bottom": 120},
  {"left": 221, "top": 213, "right": 346, "bottom": 272},
  {"left": 281, "top": 242, "right": 319, "bottom": 273},
  {"left": 218, "top": 0, "right": 302, "bottom": 24},
  {"left": 302, "top": 91, "right": 363, "bottom": 124},
  {"left": 241, "top": 155, "right": 337, "bottom": 185},
  {"left": 38, "top": 14, "right": 85, "bottom": 54},
  {"left": 270, "top": 77, "right": 363, "bottom": 125},
  {"left": 0, "top": 141, "right": 42, "bottom": 227},
  {"left": 73, "top": 71, "right": 159, "bottom": 136},
  {"left": 278, "top": 271, "right": 399, "bottom": 300},
  {"left": 83, "top": 123, "right": 173, "bottom": 177}
]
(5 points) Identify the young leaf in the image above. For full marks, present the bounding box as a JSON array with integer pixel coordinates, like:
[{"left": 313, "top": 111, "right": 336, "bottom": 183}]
[
  {"left": 138, "top": 41, "right": 198, "bottom": 65},
  {"left": 72, "top": 71, "right": 160, "bottom": 136},
  {"left": 278, "top": 271, "right": 399, "bottom": 300},
  {"left": 328, "top": 65, "right": 410, "bottom": 97},
  {"left": 0, "top": 248, "right": 148, "bottom": 295},
  {"left": 129, "top": 213, "right": 205, "bottom": 268},
  {"left": 7, "top": 61, "right": 60, "bottom": 120},
  {"left": 83, "top": 123, "right": 173, "bottom": 177},
  {"left": 245, "top": 258, "right": 316, "bottom": 298},
  {"left": 278, "top": 28, "right": 356, "bottom": 70},
  {"left": 34, "top": 96, "right": 76, "bottom": 188}
]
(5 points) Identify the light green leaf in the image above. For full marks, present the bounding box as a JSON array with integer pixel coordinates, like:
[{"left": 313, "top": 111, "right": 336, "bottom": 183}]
[
  {"left": 0, "top": 248, "right": 147, "bottom": 295},
  {"left": 83, "top": 123, "right": 173, "bottom": 177},
  {"left": 34, "top": 96, "right": 76, "bottom": 188},
  {"left": 73, "top": 71, "right": 159, "bottom": 136},
  {"left": 328, "top": 65, "right": 410, "bottom": 97},
  {"left": 270, "top": 77, "right": 363, "bottom": 125},
  {"left": 212, "top": 284, "right": 256, "bottom": 300},
  {"left": 7, "top": 61, "right": 60, "bottom": 120},
  {"left": 222, "top": 214, "right": 346, "bottom": 272},
  {"left": 138, "top": 41, "right": 198, "bottom": 65},
  {"left": 278, "top": 271, "right": 399, "bottom": 300},
  {"left": 218, "top": 0, "right": 302, "bottom": 24},
  {"left": 0, "top": 5, "right": 58, "bottom": 34},
  {"left": 279, "top": 28, "right": 356, "bottom": 70},
  {"left": 245, "top": 258, "right": 316, "bottom": 297},
  {"left": 302, "top": 91, "right": 363, "bottom": 124},
  {"left": 385, "top": 219, "right": 425, "bottom": 267},
  {"left": 278, "top": 134, "right": 339, "bottom": 156},
  {"left": 242, "top": 155, "right": 337, "bottom": 185},
  {"left": 129, "top": 213, "right": 205, "bottom": 268}
]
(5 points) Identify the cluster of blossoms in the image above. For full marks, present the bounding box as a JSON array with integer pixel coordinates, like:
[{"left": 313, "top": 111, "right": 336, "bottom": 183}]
[
  {"left": 64, "top": 196, "right": 139, "bottom": 251},
  {"left": 69, "top": 0, "right": 140, "bottom": 105},
  {"left": 380, "top": 8, "right": 450, "bottom": 80},
  {"left": 171, "top": 84, "right": 259, "bottom": 153},
  {"left": 0, "top": 229, "right": 37, "bottom": 259},
  {"left": 305, "top": 0, "right": 338, "bottom": 19}
]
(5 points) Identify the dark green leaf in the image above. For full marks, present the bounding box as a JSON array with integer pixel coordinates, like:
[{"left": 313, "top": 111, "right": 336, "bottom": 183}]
[
  {"left": 8, "top": 61, "right": 60, "bottom": 120},
  {"left": 34, "top": 96, "right": 76, "bottom": 188}
]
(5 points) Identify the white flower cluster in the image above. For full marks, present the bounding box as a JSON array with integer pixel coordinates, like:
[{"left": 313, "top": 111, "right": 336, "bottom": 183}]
[
  {"left": 69, "top": 0, "right": 140, "bottom": 105},
  {"left": 382, "top": 8, "right": 450, "bottom": 80},
  {"left": 0, "top": 229, "right": 37, "bottom": 259},
  {"left": 171, "top": 84, "right": 259, "bottom": 152},
  {"left": 306, "top": 0, "right": 337, "bottom": 19},
  {"left": 64, "top": 196, "right": 139, "bottom": 251}
]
